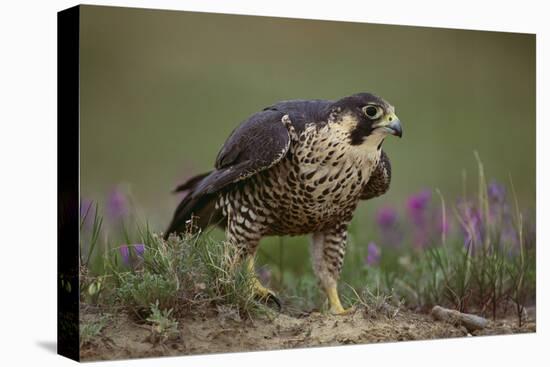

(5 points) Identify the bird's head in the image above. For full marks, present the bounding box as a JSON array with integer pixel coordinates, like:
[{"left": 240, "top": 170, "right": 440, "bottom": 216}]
[{"left": 331, "top": 93, "right": 402, "bottom": 147}]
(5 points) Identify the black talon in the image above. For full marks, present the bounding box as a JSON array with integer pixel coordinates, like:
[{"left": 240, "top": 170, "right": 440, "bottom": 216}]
[
  {"left": 266, "top": 292, "right": 282, "bottom": 311},
  {"left": 255, "top": 290, "right": 282, "bottom": 311}
]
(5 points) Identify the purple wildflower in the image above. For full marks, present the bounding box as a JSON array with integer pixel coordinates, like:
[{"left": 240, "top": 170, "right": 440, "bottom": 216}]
[
  {"left": 133, "top": 244, "right": 145, "bottom": 257},
  {"left": 458, "top": 201, "right": 484, "bottom": 248},
  {"left": 376, "top": 206, "right": 398, "bottom": 228},
  {"left": 375, "top": 206, "right": 403, "bottom": 247},
  {"left": 365, "top": 242, "right": 381, "bottom": 266},
  {"left": 407, "top": 190, "right": 431, "bottom": 216},
  {"left": 119, "top": 244, "right": 145, "bottom": 267},
  {"left": 487, "top": 181, "right": 511, "bottom": 223},
  {"left": 119, "top": 245, "right": 130, "bottom": 265},
  {"left": 488, "top": 181, "right": 506, "bottom": 204},
  {"left": 406, "top": 190, "right": 432, "bottom": 248},
  {"left": 107, "top": 187, "right": 129, "bottom": 221}
]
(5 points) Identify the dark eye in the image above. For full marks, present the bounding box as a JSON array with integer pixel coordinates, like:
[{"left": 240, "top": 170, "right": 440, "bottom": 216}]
[{"left": 363, "top": 105, "right": 381, "bottom": 119}]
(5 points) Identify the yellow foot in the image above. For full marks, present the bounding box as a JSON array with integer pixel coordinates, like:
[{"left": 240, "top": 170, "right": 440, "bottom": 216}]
[
  {"left": 252, "top": 278, "right": 282, "bottom": 310},
  {"left": 245, "top": 257, "right": 282, "bottom": 310},
  {"left": 326, "top": 285, "right": 353, "bottom": 315},
  {"left": 330, "top": 305, "right": 356, "bottom": 315}
]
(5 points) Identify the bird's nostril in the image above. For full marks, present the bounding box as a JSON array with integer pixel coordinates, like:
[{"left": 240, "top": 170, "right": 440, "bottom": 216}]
[{"left": 388, "top": 116, "right": 393, "bottom": 122}]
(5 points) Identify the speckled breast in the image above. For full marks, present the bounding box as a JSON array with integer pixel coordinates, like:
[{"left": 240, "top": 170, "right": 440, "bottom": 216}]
[{"left": 218, "top": 123, "right": 381, "bottom": 236}]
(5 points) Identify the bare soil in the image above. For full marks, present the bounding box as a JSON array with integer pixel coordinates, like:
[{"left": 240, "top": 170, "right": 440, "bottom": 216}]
[{"left": 80, "top": 306, "right": 536, "bottom": 361}]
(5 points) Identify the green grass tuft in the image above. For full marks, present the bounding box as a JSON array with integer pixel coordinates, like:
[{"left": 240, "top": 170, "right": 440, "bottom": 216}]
[{"left": 82, "top": 224, "right": 269, "bottom": 321}]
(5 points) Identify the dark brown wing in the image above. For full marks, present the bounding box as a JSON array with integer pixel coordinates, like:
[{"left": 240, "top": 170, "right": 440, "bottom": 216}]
[
  {"left": 165, "top": 110, "right": 291, "bottom": 237},
  {"left": 192, "top": 109, "right": 291, "bottom": 197},
  {"left": 360, "top": 150, "right": 392, "bottom": 200}
]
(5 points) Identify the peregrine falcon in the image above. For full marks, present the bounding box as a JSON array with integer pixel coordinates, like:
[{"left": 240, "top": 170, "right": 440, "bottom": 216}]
[{"left": 165, "top": 92, "right": 402, "bottom": 314}]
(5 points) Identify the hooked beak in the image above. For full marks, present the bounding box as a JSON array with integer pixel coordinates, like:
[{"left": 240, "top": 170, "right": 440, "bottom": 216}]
[
  {"left": 386, "top": 118, "right": 402, "bottom": 138},
  {"left": 374, "top": 113, "right": 403, "bottom": 138}
]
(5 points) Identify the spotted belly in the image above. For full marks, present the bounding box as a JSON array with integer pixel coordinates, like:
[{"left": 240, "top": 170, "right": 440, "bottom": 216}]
[{"left": 217, "top": 156, "right": 372, "bottom": 236}]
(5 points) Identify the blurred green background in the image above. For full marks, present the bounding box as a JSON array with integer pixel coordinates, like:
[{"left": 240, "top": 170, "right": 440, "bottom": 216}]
[{"left": 79, "top": 5, "right": 535, "bottom": 265}]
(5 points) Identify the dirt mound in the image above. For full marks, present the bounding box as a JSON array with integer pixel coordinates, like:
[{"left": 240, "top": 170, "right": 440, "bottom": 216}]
[{"left": 80, "top": 306, "right": 535, "bottom": 361}]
